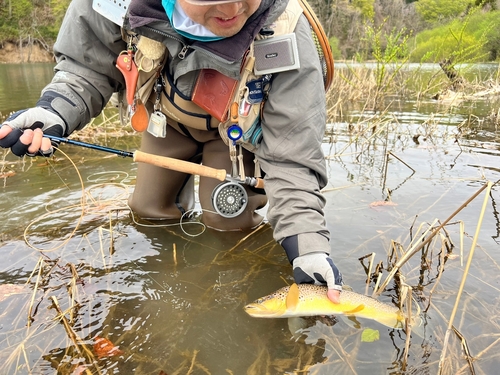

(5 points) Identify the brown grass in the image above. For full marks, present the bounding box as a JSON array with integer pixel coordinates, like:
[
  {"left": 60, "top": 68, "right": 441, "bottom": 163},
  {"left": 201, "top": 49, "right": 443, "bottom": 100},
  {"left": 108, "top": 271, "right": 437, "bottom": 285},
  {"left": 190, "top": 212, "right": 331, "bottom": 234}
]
[{"left": 1, "top": 63, "right": 500, "bottom": 374}]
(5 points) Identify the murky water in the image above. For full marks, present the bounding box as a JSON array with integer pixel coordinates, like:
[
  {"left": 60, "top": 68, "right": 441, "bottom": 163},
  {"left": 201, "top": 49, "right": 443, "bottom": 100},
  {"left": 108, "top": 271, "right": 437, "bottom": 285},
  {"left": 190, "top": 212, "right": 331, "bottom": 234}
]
[
  {"left": 0, "top": 63, "right": 500, "bottom": 374},
  {"left": 0, "top": 63, "right": 56, "bottom": 117}
]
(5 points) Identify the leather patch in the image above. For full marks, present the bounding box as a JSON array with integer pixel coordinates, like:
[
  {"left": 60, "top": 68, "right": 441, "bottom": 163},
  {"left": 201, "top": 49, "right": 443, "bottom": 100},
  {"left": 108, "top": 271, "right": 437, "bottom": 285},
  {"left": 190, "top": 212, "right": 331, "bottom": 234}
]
[{"left": 192, "top": 69, "right": 238, "bottom": 122}]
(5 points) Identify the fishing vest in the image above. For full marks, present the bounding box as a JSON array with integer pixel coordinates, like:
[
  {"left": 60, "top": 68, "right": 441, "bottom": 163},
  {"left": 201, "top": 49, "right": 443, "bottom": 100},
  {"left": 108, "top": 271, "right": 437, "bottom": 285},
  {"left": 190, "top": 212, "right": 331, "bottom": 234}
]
[{"left": 116, "top": 0, "right": 333, "bottom": 151}]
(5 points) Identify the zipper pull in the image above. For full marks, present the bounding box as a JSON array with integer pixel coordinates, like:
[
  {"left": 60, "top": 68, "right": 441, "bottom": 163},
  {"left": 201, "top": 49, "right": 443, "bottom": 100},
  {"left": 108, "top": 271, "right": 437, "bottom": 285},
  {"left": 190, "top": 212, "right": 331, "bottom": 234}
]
[{"left": 178, "top": 45, "right": 189, "bottom": 59}]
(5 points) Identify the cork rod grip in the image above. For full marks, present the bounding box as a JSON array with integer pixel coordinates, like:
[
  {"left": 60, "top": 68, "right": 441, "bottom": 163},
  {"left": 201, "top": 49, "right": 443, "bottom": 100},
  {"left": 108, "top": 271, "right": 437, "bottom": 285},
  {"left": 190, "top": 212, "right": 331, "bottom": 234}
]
[
  {"left": 254, "top": 178, "right": 265, "bottom": 189},
  {"left": 133, "top": 150, "right": 227, "bottom": 181}
]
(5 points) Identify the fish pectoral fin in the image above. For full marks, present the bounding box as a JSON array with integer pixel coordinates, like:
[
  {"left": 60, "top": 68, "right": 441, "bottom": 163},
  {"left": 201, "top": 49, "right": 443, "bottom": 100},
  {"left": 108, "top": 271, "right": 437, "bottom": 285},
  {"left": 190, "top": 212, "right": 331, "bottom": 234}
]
[
  {"left": 287, "top": 317, "right": 308, "bottom": 339},
  {"left": 343, "top": 304, "right": 365, "bottom": 314},
  {"left": 285, "top": 283, "right": 300, "bottom": 312},
  {"left": 345, "top": 315, "right": 362, "bottom": 329},
  {"left": 376, "top": 315, "right": 405, "bottom": 329}
]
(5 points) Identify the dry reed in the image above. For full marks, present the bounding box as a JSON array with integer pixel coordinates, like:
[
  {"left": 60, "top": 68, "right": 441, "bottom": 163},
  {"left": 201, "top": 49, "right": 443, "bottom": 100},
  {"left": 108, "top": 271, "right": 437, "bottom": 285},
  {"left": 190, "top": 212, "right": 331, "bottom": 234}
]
[{"left": 1, "top": 62, "right": 500, "bottom": 374}]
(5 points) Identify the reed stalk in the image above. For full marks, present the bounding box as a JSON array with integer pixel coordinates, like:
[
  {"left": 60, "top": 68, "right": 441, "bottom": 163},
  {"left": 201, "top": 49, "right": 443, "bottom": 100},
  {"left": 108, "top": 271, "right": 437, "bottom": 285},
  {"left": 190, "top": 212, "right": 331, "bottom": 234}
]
[
  {"left": 50, "top": 296, "right": 97, "bottom": 375},
  {"left": 374, "top": 181, "right": 490, "bottom": 296},
  {"left": 27, "top": 257, "right": 43, "bottom": 326},
  {"left": 68, "top": 263, "right": 79, "bottom": 324},
  {"left": 364, "top": 252, "right": 375, "bottom": 295},
  {"left": 402, "top": 284, "right": 412, "bottom": 371},
  {"left": 424, "top": 233, "right": 448, "bottom": 313},
  {"left": 438, "top": 181, "right": 493, "bottom": 374}
]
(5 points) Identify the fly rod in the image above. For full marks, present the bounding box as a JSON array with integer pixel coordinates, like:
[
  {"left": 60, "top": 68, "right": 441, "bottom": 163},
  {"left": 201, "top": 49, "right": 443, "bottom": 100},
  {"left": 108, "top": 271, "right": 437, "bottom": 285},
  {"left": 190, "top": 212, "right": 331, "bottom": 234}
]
[{"left": 44, "top": 134, "right": 264, "bottom": 188}]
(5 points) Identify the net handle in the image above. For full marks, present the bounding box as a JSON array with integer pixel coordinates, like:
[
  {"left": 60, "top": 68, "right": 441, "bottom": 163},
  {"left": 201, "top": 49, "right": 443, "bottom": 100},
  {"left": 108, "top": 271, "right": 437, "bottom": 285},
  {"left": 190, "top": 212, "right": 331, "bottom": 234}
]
[{"left": 298, "top": 0, "right": 334, "bottom": 91}]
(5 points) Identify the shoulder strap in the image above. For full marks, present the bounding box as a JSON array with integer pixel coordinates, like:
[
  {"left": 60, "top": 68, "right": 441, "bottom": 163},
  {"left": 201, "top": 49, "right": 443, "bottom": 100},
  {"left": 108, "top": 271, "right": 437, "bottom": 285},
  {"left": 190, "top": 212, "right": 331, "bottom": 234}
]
[
  {"left": 297, "top": 0, "right": 334, "bottom": 91},
  {"left": 270, "top": 0, "right": 303, "bottom": 35}
]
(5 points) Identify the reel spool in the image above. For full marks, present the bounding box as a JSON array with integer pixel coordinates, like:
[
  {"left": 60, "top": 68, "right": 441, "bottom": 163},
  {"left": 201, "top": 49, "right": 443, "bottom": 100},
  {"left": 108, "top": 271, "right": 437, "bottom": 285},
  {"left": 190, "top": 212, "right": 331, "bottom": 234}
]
[{"left": 211, "top": 181, "right": 248, "bottom": 218}]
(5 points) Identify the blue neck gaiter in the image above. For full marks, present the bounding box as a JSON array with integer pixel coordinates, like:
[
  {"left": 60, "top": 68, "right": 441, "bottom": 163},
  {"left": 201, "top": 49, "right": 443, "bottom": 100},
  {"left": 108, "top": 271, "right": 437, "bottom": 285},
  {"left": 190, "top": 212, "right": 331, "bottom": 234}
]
[{"left": 162, "top": 0, "right": 224, "bottom": 42}]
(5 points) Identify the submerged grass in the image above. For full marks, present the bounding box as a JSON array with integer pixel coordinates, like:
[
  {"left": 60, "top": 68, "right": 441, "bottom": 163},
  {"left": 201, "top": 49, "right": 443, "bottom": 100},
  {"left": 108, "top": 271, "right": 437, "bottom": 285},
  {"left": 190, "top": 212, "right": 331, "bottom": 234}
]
[
  {"left": 2, "top": 138, "right": 498, "bottom": 374},
  {"left": 1, "top": 63, "right": 500, "bottom": 373},
  {"left": 1, "top": 165, "right": 499, "bottom": 374}
]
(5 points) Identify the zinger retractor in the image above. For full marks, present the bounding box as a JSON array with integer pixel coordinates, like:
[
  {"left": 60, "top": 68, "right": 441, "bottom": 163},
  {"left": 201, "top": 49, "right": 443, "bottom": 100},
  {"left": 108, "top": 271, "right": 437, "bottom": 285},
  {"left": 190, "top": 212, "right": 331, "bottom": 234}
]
[{"left": 211, "top": 181, "right": 248, "bottom": 218}]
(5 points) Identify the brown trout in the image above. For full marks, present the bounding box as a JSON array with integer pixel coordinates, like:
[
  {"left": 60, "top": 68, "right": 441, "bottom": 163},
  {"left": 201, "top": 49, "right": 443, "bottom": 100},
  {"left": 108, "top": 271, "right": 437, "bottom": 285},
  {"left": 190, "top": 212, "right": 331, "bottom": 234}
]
[{"left": 244, "top": 283, "right": 405, "bottom": 329}]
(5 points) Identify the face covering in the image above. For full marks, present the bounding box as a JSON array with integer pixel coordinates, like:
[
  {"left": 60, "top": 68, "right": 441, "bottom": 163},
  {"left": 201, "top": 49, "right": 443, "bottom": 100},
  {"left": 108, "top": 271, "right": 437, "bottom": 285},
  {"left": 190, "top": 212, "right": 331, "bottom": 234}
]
[{"left": 162, "top": 0, "right": 225, "bottom": 42}]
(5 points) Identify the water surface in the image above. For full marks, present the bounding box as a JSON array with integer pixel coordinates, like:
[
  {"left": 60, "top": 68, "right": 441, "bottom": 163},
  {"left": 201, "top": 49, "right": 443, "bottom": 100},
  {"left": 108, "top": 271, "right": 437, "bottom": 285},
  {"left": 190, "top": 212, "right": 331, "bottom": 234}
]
[{"left": 0, "top": 63, "right": 499, "bottom": 374}]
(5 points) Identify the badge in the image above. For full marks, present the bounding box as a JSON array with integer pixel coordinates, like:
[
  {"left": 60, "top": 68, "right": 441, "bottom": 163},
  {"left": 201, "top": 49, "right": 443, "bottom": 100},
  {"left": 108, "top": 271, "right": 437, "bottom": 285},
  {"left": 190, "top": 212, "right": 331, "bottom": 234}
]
[{"left": 246, "top": 79, "right": 264, "bottom": 104}]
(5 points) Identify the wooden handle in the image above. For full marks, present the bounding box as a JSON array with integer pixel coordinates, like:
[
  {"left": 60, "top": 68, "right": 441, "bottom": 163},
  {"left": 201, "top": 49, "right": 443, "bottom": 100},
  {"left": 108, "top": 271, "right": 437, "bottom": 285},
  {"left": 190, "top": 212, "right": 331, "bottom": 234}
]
[{"left": 133, "top": 150, "right": 227, "bottom": 181}]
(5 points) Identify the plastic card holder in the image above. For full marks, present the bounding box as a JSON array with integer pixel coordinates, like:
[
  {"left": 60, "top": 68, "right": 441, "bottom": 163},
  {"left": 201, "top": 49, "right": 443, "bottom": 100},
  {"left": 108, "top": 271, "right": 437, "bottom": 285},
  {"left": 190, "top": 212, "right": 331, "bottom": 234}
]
[{"left": 254, "top": 33, "right": 300, "bottom": 75}]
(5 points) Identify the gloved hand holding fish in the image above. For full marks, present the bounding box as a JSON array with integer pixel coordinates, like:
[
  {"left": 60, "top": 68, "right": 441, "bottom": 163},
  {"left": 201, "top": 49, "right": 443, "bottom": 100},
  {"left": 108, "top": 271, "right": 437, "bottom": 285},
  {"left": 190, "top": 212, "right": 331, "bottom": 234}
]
[
  {"left": 281, "top": 235, "right": 344, "bottom": 304},
  {"left": 244, "top": 283, "right": 405, "bottom": 329},
  {"left": 292, "top": 252, "right": 343, "bottom": 303}
]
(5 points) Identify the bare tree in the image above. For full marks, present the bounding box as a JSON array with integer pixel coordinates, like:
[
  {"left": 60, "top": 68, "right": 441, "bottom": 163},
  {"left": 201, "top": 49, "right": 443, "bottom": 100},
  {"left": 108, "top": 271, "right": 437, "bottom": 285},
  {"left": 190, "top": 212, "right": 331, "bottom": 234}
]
[
  {"left": 307, "top": 0, "right": 421, "bottom": 59},
  {"left": 373, "top": 0, "right": 423, "bottom": 35}
]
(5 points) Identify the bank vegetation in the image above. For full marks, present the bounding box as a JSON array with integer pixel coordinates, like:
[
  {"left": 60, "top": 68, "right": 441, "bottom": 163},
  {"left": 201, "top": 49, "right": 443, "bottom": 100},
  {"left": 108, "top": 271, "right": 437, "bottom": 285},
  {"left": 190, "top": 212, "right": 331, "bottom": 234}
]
[{"left": 1, "top": 0, "right": 500, "bottom": 64}]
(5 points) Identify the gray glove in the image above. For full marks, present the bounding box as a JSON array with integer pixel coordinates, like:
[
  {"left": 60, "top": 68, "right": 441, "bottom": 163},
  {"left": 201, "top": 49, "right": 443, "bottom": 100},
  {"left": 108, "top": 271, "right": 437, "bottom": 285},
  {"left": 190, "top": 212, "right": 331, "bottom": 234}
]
[
  {"left": 292, "top": 252, "right": 343, "bottom": 291},
  {"left": 0, "top": 107, "right": 66, "bottom": 157}
]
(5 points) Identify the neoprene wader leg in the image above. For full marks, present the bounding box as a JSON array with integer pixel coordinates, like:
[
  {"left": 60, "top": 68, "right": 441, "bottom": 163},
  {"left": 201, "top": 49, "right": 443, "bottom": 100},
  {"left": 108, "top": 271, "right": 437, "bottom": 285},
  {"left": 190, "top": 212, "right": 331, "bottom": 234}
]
[
  {"left": 128, "top": 127, "right": 198, "bottom": 219},
  {"left": 199, "top": 138, "right": 267, "bottom": 231}
]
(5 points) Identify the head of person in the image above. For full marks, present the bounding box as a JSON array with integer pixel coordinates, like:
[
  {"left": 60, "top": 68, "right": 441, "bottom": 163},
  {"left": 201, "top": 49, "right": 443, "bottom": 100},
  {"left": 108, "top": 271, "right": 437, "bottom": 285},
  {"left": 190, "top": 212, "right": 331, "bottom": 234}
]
[{"left": 179, "top": 0, "right": 262, "bottom": 37}]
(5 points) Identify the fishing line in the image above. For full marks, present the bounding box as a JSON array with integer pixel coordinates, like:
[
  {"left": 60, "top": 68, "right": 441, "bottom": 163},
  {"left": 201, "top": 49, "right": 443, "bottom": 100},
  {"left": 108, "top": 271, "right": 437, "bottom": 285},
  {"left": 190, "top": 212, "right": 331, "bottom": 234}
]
[
  {"left": 15, "top": 146, "right": 234, "bottom": 336},
  {"left": 22, "top": 149, "right": 129, "bottom": 252},
  {"left": 21, "top": 144, "right": 210, "bottom": 255},
  {"left": 23, "top": 146, "right": 87, "bottom": 253},
  {"left": 86, "top": 170, "right": 132, "bottom": 184},
  {"left": 128, "top": 207, "right": 207, "bottom": 237},
  {"left": 128, "top": 206, "right": 246, "bottom": 237},
  {"left": 41, "top": 149, "right": 77, "bottom": 193}
]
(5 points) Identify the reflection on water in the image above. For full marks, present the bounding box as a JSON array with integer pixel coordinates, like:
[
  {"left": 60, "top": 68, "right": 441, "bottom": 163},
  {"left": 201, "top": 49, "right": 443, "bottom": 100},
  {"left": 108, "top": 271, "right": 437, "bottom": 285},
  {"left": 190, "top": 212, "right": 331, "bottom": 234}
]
[
  {"left": 0, "top": 63, "right": 56, "bottom": 116},
  {"left": 0, "top": 64, "right": 500, "bottom": 374}
]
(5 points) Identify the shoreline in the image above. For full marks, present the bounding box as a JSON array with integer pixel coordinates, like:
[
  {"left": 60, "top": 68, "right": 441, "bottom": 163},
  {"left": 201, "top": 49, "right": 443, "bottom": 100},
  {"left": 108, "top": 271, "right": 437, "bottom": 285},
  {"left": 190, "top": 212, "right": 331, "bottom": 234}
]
[{"left": 0, "top": 42, "right": 54, "bottom": 64}]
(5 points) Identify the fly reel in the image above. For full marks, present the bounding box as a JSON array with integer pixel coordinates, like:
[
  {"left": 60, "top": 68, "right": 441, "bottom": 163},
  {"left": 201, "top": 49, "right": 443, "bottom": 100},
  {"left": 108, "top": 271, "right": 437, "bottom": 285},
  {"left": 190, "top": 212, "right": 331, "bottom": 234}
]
[{"left": 211, "top": 181, "right": 248, "bottom": 218}]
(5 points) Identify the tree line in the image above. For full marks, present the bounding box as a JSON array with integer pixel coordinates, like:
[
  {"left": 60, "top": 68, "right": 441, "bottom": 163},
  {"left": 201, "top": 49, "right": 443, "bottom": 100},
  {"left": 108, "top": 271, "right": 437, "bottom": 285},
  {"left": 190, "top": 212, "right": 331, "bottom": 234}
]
[{"left": 1, "top": 0, "right": 500, "bottom": 63}]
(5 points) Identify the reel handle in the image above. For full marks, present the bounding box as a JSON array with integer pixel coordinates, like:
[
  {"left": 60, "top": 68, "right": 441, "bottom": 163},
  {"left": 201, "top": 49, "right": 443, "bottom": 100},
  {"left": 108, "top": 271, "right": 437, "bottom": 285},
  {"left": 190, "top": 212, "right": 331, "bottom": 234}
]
[{"left": 133, "top": 150, "right": 227, "bottom": 181}]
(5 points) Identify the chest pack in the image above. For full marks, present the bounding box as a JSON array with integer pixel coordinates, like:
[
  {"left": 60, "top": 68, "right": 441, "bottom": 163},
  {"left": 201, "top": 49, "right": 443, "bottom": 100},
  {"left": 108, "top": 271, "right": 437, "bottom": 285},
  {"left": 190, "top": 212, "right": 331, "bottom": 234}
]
[
  {"left": 96, "top": 0, "right": 333, "bottom": 148},
  {"left": 217, "top": 0, "right": 334, "bottom": 152}
]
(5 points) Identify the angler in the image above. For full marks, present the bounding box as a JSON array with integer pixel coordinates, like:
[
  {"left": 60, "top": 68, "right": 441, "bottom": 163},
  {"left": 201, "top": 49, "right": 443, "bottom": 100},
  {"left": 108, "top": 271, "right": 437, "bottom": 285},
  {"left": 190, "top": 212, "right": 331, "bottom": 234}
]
[{"left": 0, "top": 0, "right": 341, "bottom": 299}]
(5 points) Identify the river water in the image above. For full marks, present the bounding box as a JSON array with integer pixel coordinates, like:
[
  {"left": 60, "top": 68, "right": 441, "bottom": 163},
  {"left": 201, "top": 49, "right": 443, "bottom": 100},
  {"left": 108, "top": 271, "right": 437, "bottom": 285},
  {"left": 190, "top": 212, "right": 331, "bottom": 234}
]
[{"left": 0, "top": 62, "right": 500, "bottom": 374}]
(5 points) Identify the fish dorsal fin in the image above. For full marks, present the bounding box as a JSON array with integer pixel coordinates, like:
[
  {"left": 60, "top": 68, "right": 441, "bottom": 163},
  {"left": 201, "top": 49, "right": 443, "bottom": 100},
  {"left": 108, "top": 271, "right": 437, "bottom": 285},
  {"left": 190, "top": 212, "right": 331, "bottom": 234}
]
[
  {"left": 344, "top": 304, "right": 365, "bottom": 314},
  {"left": 286, "top": 283, "right": 300, "bottom": 312}
]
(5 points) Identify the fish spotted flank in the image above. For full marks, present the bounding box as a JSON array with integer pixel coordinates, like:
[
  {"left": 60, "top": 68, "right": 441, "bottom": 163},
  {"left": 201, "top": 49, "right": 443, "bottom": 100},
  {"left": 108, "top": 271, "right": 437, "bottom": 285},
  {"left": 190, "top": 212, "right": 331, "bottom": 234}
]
[{"left": 244, "top": 283, "right": 405, "bottom": 329}]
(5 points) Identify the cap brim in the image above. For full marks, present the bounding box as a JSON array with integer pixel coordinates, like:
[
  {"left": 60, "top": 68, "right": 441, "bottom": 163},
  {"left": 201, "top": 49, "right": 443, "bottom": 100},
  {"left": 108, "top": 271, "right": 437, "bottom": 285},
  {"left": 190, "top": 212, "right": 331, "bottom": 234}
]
[{"left": 184, "top": 0, "right": 243, "bottom": 5}]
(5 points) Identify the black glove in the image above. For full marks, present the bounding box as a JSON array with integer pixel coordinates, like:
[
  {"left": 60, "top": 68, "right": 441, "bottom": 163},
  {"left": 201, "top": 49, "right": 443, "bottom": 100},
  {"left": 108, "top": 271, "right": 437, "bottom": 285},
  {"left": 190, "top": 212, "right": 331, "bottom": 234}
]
[
  {"left": 292, "top": 252, "right": 343, "bottom": 291},
  {"left": 0, "top": 107, "right": 65, "bottom": 157}
]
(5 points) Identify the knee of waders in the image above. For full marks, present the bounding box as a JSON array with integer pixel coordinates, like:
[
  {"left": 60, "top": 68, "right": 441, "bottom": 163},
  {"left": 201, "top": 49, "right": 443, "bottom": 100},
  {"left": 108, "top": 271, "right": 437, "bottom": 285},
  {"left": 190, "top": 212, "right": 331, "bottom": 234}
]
[
  {"left": 127, "top": 193, "right": 183, "bottom": 220},
  {"left": 128, "top": 177, "right": 195, "bottom": 220},
  {"left": 202, "top": 210, "right": 265, "bottom": 231}
]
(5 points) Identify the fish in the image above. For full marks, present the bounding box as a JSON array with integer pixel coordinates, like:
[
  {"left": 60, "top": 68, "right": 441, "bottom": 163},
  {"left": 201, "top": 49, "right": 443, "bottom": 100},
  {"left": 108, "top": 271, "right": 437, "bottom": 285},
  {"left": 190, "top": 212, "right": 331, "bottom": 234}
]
[{"left": 244, "top": 283, "right": 405, "bottom": 329}]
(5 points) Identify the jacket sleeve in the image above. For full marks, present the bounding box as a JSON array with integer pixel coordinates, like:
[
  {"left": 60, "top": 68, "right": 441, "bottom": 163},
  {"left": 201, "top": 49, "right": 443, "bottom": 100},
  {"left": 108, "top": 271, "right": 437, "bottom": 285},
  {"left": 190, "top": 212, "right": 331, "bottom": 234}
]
[
  {"left": 254, "top": 15, "right": 331, "bottom": 261},
  {"left": 39, "top": 0, "right": 127, "bottom": 134}
]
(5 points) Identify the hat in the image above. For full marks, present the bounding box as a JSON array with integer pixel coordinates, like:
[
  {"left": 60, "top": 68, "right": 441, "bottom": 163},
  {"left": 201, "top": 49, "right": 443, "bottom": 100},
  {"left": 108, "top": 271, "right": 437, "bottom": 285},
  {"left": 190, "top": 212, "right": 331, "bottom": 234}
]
[{"left": 184, "top": 0, "right": 243, "bottom": 5}]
